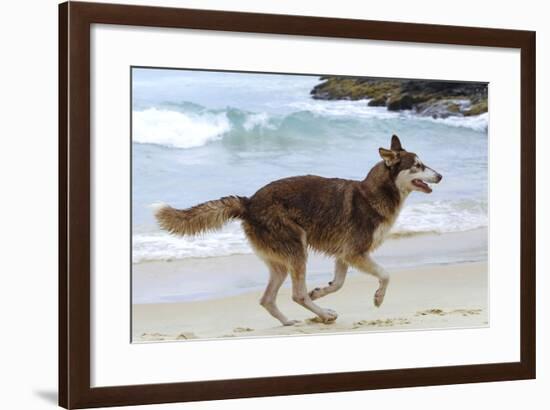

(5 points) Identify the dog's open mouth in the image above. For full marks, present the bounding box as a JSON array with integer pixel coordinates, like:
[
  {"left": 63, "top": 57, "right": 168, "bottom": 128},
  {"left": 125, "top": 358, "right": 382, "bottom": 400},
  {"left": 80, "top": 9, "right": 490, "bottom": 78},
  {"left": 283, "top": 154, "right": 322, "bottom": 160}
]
[{"left": 412, "top": 179, "right": 432, "bottom": 193}]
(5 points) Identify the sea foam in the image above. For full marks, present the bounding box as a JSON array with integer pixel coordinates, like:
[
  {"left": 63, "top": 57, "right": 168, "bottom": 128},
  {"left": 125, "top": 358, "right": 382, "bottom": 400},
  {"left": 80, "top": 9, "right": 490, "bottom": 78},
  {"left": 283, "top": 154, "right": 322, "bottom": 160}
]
[
  {"left": 133, "top": 107, "right": 232, "bottom": 149},
  {"left": 133, "top": 200, "right": 487, "bottom": 263}
]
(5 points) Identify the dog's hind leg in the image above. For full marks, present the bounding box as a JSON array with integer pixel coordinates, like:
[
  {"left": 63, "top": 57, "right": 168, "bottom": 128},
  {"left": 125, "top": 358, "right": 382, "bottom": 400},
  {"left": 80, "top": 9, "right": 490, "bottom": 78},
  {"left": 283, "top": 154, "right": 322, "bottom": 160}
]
[
  {"left": 309, "top": 259, "right": 348, "bottom": 300},
  {"left": 260, "top": 261, "right": 297, "bottom": 326},
  {"left": 290, "top": 261, "right": 338, "bottom": 323},
  {"left": 346, "top": 254, "right": 390, "bottom": 307},
  {"left": 244, "top": 216, "right": 336, "bottom": 323}
]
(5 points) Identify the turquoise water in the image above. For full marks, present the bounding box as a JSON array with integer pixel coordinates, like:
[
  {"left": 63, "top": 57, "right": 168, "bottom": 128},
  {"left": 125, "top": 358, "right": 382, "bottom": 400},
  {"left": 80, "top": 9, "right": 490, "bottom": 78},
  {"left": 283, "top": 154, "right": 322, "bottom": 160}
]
[{"left": 132, "top": 68, "right": 488, "bottom": 263}]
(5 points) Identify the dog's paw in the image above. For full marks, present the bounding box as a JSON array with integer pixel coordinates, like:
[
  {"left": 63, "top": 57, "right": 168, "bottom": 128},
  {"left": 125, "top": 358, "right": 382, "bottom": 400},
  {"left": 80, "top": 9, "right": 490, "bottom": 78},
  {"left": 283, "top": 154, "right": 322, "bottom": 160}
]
[
  {"left": 374, "top": 288, "right": 386, "bottom": 307},
  {"left": 321, "top": 308, "right": 338, "bottom": 323},
  {"left": 309, "top": 287, "right": 323, "bottom": 300},
  {"left": 282, "top": 319, "right": 300, "bottom": 326}
]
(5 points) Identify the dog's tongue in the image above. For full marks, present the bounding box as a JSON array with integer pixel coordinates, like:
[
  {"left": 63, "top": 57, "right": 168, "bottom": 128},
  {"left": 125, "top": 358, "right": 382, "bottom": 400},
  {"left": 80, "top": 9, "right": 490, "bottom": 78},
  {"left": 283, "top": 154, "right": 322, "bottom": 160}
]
[{"left": 413, "top": 179, "right": 432, "bottom": 193}]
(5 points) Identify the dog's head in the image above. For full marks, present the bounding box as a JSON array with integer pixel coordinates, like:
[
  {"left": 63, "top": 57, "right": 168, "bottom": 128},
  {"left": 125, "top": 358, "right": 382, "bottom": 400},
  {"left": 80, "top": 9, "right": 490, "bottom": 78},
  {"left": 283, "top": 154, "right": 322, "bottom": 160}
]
[{"left": 379, "top": 135, "right": 442, "bottom": 194}]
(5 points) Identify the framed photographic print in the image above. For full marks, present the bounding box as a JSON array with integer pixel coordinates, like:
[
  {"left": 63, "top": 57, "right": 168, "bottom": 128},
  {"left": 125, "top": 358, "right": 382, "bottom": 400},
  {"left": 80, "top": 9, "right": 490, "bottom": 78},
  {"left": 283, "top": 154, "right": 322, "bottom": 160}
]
[{"left": 59, "top": 1, "right": 536, "bottom": 408}]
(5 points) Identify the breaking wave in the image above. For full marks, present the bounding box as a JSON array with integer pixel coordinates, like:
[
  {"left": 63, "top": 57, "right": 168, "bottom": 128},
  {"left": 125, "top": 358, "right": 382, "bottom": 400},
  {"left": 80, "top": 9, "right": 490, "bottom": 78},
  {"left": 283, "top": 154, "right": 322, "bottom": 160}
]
[
  {"left": 132, "top": 100, "right": 488, "bottom": 150},
  {"left": 133, "top": 107, "right": 232, "bottom": 149}
]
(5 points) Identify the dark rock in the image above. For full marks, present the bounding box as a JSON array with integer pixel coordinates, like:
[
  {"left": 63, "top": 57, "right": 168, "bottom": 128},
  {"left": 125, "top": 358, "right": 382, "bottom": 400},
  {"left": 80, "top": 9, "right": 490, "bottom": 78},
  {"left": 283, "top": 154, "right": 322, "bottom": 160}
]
[
  {"left": 310, "top": 76, "right": 488, "bottom": 118},
  {"left": 463, "top": 100, "right": 488, "bottom": 116},
  {"left": 387, "top": 94, "right": 415, "bottom": 111},
  {"left": 415, "top": 99, "right": 470, "bottom": 118},
  {"left": 367, "top": 96, "right": 387, "bottom": 107}
]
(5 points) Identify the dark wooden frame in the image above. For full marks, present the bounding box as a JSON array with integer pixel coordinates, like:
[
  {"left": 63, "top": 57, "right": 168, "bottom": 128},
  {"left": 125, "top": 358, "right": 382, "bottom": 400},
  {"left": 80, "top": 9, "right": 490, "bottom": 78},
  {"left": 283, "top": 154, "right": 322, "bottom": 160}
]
[{"left": 59, "top": 1, "right": 536, "bottom": 408}]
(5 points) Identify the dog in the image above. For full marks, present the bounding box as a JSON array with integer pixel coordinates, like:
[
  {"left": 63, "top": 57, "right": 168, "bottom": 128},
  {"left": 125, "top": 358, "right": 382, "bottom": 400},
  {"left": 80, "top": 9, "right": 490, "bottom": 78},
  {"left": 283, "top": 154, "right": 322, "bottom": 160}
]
[{"left": 155, "top": 135, "right": 442, "bottom": 325}]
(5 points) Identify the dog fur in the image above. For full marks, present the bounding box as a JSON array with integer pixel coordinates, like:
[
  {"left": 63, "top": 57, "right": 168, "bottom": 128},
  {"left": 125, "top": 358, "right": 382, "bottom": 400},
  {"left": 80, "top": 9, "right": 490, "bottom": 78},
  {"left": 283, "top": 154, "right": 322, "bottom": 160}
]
[{"left": 155, "top": 135, "right": 442, "bottom": 325}]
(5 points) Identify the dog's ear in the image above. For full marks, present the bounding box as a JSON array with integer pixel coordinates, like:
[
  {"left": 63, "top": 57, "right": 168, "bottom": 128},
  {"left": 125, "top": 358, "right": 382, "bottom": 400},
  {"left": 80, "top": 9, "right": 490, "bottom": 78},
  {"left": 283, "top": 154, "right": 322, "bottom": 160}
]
[
  {"left": 391, "top": 134, "right": 404, "bottom": 151},
  {"left": 379, "top": 148, "right": 400, "bottom": 167}
]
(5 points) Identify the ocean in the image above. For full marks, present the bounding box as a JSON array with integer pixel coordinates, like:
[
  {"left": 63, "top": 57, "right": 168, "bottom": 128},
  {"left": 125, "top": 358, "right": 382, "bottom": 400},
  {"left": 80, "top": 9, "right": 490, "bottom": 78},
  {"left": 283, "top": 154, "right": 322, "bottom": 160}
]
[{"left": 132, "top": 68, "right": 488, "bottom": 264}]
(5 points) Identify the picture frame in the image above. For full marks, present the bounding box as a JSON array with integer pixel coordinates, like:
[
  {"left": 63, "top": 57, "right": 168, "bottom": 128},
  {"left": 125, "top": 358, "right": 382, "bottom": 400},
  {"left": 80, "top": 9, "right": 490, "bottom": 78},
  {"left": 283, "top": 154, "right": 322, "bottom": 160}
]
[{"left": 59, "top": 1, "right": 536, "bottom": 408}]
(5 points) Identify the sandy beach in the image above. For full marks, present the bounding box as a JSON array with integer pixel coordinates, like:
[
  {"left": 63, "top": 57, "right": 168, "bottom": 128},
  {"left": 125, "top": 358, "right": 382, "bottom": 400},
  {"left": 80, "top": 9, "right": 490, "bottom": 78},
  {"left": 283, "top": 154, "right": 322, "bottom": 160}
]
[{"left": 132, "top": 230, "right": 488, "bottom": 342}]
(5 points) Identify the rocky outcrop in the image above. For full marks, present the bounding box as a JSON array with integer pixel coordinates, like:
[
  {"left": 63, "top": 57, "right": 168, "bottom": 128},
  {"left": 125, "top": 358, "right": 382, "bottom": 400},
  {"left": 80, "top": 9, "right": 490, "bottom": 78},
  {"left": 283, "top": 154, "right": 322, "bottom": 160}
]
[{"left": 310, "top": 77, "right": 488, "bottom": 118}]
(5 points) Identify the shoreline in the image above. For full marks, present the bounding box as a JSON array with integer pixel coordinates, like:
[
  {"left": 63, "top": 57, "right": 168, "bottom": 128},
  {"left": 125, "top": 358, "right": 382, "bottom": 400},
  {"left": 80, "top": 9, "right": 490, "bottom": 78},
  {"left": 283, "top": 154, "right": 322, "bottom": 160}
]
[
  {"left": 132, "top": 261, "right": 488, "bottom": 342},
  {"left": 132, "top": 227, "right": 487, "bottom": 304},
  {"left": 134, "top": 227, "right": 485, "bottom": 265}
]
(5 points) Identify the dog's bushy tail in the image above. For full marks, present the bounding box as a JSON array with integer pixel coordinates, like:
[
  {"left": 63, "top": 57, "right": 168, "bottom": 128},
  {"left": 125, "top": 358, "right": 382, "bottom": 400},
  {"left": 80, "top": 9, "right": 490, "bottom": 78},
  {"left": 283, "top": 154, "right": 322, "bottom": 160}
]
[{"left": 154, "top": 196, "right": 248, "bottom": 236}]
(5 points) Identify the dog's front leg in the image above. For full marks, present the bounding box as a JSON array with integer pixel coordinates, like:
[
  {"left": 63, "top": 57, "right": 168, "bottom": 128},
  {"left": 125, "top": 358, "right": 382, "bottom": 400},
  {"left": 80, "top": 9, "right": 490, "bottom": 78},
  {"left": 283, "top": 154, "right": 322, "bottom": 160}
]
[
  {"left": 346, "top": 254, "right": 390, "bottom": 307},
  {"left": 309, "top": 259, "right": 348, "bottom": 300}
]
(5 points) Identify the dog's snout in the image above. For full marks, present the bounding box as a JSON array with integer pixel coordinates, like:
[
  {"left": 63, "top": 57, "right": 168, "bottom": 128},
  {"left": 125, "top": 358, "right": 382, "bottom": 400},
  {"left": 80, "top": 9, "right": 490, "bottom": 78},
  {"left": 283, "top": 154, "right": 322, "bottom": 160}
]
[{"left": 426, "top": 166, "right": 442, "bottom": 184}]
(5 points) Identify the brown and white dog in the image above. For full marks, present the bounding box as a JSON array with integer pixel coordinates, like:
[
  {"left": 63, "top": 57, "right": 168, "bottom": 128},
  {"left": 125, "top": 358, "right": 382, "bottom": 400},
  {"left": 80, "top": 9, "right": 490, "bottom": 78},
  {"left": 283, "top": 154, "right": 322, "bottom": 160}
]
[{"left": 155, "top": 135, "right": 442, "bottom": 325}]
